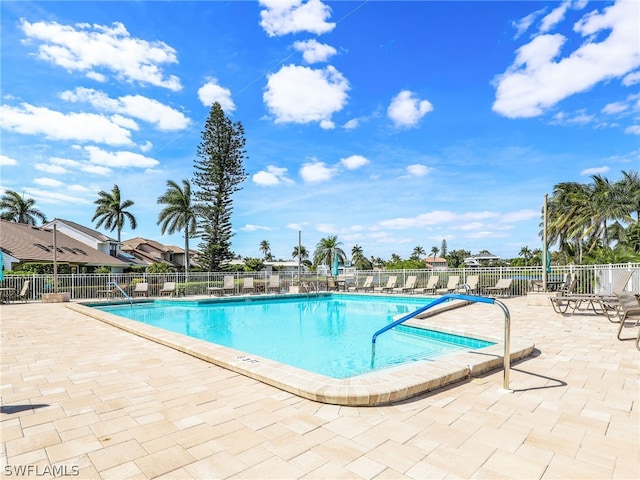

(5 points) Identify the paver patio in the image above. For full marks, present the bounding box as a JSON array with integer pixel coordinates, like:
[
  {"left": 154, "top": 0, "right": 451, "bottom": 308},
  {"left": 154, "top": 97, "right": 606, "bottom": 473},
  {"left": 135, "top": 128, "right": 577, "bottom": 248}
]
[{"left": 1, "top": 296, "right": 638, "bottom": 479}]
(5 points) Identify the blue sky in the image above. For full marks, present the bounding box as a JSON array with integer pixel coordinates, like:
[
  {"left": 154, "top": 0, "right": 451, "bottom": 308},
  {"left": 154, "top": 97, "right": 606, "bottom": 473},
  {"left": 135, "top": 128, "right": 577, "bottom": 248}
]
[{"left": 1, "top": 0, "right": 639, "bottom": 262}]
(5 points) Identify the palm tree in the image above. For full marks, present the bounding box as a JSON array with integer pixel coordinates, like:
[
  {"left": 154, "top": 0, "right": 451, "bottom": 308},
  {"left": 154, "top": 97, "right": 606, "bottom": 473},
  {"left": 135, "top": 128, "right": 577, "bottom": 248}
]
[
  {"left": 259, "top": 240, "right": 271, "bottom": 260},
  {"left": 157, "top": 179, "right": 198, "bottom": 273},
  {"left": 292, "top": 245, "right": 309, "bottom": 261},
  {"left": 430, "top": 246, "right": 439, "bottom": 258},
  {"left": 92, "top": 184, "right": 137, "bottom": 242},
  {"left": 0, "top": 190, "right": 47, "bottom": 225},
  {"left": 519, "top": 246, "right": 532, "bottom": 264},
  {"left": 313, "top": 235, "right": 347, "bottom": 269},
  {"left": 411, "top": 246, "right": 426, "bottom": 260},
  {"left": 619, "top": 170, "right": 640, "bottom": 222}
]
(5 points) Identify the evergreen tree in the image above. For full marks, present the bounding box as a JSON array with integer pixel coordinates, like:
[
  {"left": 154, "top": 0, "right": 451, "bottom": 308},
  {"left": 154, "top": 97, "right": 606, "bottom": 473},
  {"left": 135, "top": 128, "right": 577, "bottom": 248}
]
[{"left": 193, "top": 102, "right": 248, "bottom": 270}]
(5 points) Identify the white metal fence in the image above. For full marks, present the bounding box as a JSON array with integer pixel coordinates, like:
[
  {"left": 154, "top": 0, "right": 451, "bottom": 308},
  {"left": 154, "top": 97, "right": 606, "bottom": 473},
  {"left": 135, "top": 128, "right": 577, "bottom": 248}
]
[{"left": 1, "top": 263, "right": 638, "bottom": 301}]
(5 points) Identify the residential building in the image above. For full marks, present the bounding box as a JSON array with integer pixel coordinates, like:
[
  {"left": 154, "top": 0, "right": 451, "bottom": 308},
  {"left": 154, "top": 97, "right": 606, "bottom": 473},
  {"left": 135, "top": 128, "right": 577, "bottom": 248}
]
[
  {"left": 0, "top": 220, "right": 129, "bottom": 273},
  {"left": 464, "top": 251, "right": 501, "bottom": 267},
  {"left": 424, "top": 256, "right": 448, "bottom": 269}
]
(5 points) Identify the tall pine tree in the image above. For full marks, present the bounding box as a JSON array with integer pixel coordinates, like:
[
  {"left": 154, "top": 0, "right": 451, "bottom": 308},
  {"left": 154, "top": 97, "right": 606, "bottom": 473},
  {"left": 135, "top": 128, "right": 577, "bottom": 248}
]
[{"left": 193, "top": 102, "right": 247, "bottom": 270}]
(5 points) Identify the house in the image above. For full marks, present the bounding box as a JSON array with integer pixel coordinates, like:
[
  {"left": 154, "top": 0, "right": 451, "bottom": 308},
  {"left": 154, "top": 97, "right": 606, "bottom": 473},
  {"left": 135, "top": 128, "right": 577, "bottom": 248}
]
[
  {"left": 0, "top": 220, "right": 129, "bottom": 273},
  {"left": 424, "top": 256, "right": 448, "bottom": 269},
  {"left": 464, "top": 251, "right": 501, "bottom": 267},
  {"left": 43, "top": 218, "right": 146, "bottom": 268},
  {"left": 121, "top": 237, "right": 200, "bottom": 271}
]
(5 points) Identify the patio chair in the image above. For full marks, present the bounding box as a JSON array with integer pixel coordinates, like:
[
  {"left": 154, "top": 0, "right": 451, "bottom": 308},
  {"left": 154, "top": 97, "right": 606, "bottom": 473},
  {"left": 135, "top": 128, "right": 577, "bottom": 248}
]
[
  {"left": 611, "top": 270, "right": 633, "bottom": 294},
  {"left": 350, "top": 276, "right": 374, "bottom": 292},
  {"left": 268, "top": 275, "right": 280, "bottom": 293},
  {"left": 374, "top": 276, "right": 397, "bottom": 293},
  {"left": 133, "top": 282, "right": 148, "bottom": 297},
  {"left": 14, "top": 280, "right": 29, "bottom": 303},
  {"left": 614, "top": 292, "right": 640, "bottom": 349},
  {"left": 484, "top": 278, "right": 513, "bottom": 297},
  {"left": 415, "top": 275, "right": 439, "bottom": 294},
  {"left": 455, "top": 275, "right": 479, "bottom": 294},
  {"left": 243, "top": 277, "right": 255, "bottom": 294},
  {"left": 159, "top": 282, "right": 176, "bottom": 296},
  {"left": 208, "top": 276, "right": 235, "bottom": 296},
  {"left": 326, "top": 277, "right": 339, "bottom": 291},
  {"left": 393, "top": 275, "right": 417, "bottom": 294},
  {"left": 436, "top": 276, "right": 460, "bottom": 295}
]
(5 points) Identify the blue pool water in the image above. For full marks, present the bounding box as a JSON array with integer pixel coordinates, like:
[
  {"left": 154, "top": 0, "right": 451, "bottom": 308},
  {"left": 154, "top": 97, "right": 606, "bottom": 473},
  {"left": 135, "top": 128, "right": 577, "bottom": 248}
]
[{"left": 94, "top": 295, "right": 494, "bottom": 378}]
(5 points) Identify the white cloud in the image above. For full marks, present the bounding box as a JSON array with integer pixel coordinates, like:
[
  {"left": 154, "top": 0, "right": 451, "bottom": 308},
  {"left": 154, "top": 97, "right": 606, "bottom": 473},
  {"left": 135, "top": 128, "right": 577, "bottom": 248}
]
[
  {"left": 197, "top": 79, "right": 236, "bottom": 112},
  {"left": 493, "top": 1, "right": 640, "bottom": 118},
  {"left": 33, "top": 177, "right": 64, "bottom": 187},
  {"left": 34, "top": 163, "right": 69, "bottom": 174},
  {"left": 622, "top": 70, "right": 640, "bottom": 86},
  {"left": 24, "top": 187, "right": 93, "bottom": 205},
  {"left": 264, "top": 64, "right": 349, "bottom": 125},
  {"left": 406, "top": 164, "right": 431, "bottom": 177},
  {"left": 83, "top": 145, "right": 159, "bottom": 169},
  {"left": 340, "top": 155, "right": 369, "bottom": 170},
  {"left": 580, "top": 166, "right": 610, "bottom": 175},
  {"left": 0, "top": 154, "right": 17, "bottom": 166},
  {"left": 60, "top": 87, "right": 190, "bottom": 131},
  {"left": 624, "top": 125, "right": 640, "bottom": 135},
  {"left": 259, "top": 0, "right": 335, "bottom": 37},
  {"left": 20, "top": 20, "right": 182, "bottom": 90},
  {"left": 550, "top": 109, "right": 595, "bottom": 125},
  {"left": 512, "top": 8, "right": 546, "bottom": 38},
  {"left": 343, "top": 118, "right": 359, "bottom": 129},
  {"left": 240, "top": 224, "right": 273, "bottom": 232},
  {"left": 293, "top": 39, "right": 337, "bottom": 64},
  {"left": 539, "top": 0, "right": 571, "bottom": 33},
  {"left": 299, "top": 160, "right": 335, "bottom": 183},
  {"left": 387, "top": 90, "right": 433, "bottom": 128},
  {"left": 602, "top": 101, "right": 628, "bottom": 114},
  {"left": 0, "top": 103, "right": 133, "bottom": 145},
  {"left": 252, "top": 165, "right": 294, "bottom": 186}
]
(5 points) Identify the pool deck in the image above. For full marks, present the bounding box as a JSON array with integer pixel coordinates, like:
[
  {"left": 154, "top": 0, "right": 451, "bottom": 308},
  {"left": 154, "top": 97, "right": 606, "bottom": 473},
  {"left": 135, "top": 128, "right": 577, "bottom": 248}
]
[{"left": 1, "top": 295, "right": 638, "bottom": 479}]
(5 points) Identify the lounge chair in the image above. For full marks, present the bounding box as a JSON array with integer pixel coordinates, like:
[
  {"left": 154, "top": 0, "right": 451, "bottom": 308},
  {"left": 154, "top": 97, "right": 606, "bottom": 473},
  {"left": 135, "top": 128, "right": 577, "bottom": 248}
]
[
  {"left": 326, "top": 277, "right": 339, "bottom": 291},
  {"left": 393, "top": 275, "right": 416, "bottom": 294},
  {"left": 14, "top": 280, "right": 29, "bottom": 303},
  {"left": 484, "top": 278, "right": 512, "bottom": 297},
  {"left": 267, "top": 275, "right": 280, "bottom": 293},
  {"left": 350, "top": 276, "right": 374, "bottom": 292},
  {"left": 610, "top": 270, "right": 633, "bottom": 294},
  {"left": 133, "top": 282, "right": 148, "bottom": 297},
  {"left": 374, "top": 276, "right": 397, "bottom": 293},
  {"left": 243, "top": 277, "right": 255, "bottom": 294},
  {"left": 415, "top": 275, "right": 439, "bottom": 295},
  {"left": 614, "top": 293, "right": 640, "bottom": 347},
  {"left": 159, "top": 282, "right": 176, "bottom": 296},
  {"left": 436, "top": 276, "right": 460, "bottom": 295},
  {"left": 208, "top": 276, "right": 235, "bottom": 296},
  {"left": 455, "top": 275, "right": 479, "bottom": 294}
]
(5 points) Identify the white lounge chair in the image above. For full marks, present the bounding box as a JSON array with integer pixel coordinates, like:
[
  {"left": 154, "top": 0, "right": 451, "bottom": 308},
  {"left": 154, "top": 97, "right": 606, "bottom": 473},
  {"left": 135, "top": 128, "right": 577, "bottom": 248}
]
[
  {"left": 374, "top": 276, "right": 397, "bottom": 293},
  {"left": 393, "top": 275, "right": 416, "bottom": 294},
  {"left": 159, "top": 282, "right": 176, "bottom": 296},
  {"left": 133, "top": 282, "right": 148, "bottom": 297},
  {"left": 208, "top": 276, "right": 235, "bottom": 296},
  {"left": 243, "top": 277, "right": 255, "bottom": 294},
  {"left": 350, "top": 276, "right": 374, "bottom": 292},
  {"left": 436, "top": 276, "right": 460, "bottom": 295},
  {"left": 484, "top": 278, "right": 513, "bottom": 297},
  {"left": 268, "top": 275, "right": 280, "bottom": 293}
]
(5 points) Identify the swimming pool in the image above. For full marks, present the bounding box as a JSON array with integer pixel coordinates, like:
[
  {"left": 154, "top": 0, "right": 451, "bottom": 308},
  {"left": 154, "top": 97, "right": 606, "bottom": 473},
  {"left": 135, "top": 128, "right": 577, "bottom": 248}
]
[
  {"left": 94, "top": 295, "right": 494, "bottom": 378},
  {"left": 70, "top": 293, "right": 535, "bottom": 405}
]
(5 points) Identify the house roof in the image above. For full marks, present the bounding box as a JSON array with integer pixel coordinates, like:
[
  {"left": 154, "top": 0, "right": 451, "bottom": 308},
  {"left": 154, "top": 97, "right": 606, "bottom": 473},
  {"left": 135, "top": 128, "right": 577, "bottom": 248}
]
[
  {"left": 0, "top": 220, "right": 128, "bottom": 267},
  {"left": 45, "top": 218, "right": 117, "bottom": 243},
  {"left": 424, "top": 257, "right": 447, "bottom": 263}
]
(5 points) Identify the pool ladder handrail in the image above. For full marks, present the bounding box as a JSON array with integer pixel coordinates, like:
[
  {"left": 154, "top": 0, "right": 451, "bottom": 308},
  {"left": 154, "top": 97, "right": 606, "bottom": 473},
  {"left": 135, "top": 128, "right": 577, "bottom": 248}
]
[
  {"left": 107, "top": 282, "right": 132, "bottom": 305},
  {"left": 370, "top": 293, "right": 512, "bottom": 392}
]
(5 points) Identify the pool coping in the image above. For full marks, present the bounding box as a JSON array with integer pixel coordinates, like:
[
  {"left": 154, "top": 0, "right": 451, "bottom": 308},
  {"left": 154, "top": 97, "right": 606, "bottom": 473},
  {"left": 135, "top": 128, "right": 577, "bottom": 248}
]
[{"left": 67, "top": 294, "right": 535, "bottom": 406}]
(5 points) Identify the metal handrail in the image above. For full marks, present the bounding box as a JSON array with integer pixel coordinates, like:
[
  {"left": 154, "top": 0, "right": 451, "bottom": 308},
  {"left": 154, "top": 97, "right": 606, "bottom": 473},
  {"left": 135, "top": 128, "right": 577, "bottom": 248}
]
[
  {"left": 107, "top": 282, "right": 132, "bottom": 304},
  {"left": 371, "top": 293, "right": 512, "bottom": 392}
]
